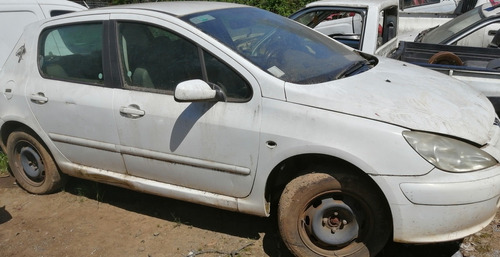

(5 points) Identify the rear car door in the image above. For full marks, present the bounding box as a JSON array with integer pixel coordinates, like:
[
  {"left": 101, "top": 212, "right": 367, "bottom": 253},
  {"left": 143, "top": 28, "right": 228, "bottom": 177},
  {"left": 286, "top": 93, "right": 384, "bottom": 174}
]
[{"left": 26, "top": 16, "right": 127, "bottom": 173}]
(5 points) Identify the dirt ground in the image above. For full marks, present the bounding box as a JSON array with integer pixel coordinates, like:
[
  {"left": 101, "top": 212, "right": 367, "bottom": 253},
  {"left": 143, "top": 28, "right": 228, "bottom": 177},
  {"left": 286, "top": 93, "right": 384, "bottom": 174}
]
[{"left": 1, "top": 174, "right": 499, "bottom": 257}]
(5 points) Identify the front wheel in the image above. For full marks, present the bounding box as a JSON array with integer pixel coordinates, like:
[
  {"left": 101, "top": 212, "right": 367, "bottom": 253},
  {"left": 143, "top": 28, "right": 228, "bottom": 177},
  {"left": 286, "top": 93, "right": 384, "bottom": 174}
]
[
  {"left": 278, "top": 172, "right": 391, "bottom": 257},
  {"left": 6, "top": 130, "right": 65, "bottom": 194}
]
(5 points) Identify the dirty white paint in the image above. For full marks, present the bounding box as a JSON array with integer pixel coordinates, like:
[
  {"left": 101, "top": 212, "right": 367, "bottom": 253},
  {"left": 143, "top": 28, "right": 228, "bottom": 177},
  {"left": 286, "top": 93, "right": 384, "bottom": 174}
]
[
  {"left": 0, "top": 0, "right": 87, "bottom": 69},
  {"left": 285, "top": 58, "right": 494, "bottom": 144},
  {"left": 0, "top": 2, "right": 499, "bottom": 249}
]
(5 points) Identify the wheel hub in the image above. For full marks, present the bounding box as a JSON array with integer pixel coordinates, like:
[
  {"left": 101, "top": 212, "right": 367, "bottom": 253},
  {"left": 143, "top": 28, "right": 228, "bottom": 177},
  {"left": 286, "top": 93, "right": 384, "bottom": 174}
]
[
  {"left": 304, "top": 198, "right": 359, "bottom": 246},
  {"left": 20, "top": 146, "right": 45, "bottom": 180}
]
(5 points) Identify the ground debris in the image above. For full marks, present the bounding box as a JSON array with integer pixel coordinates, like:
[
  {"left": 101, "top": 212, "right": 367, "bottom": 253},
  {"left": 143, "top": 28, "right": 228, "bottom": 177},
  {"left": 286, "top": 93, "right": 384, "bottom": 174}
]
[{"left": 186, "top": 242, "right": 254, "bottom": 257}]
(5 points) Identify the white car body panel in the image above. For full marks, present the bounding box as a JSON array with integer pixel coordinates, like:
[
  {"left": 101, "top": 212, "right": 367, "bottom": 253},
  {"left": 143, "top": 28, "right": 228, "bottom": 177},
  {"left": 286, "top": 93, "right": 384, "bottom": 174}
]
[
  {"left": 285, "top": 59, "right": 494, "bottom": 144},
  {"left": 0, "top": 2, "right": 499, "bottom": 246},
  {"left": 402, "top": 0, "right": 487, "bottom": 13},
  {"left": 315, "top": 14, "right": 363, "bottom": 36},
  {"left": 405, "top": 0, "right": 459, "bottom": 13},
  {"left": 0, "top": 0, "right": 86, "bottom": 69}
]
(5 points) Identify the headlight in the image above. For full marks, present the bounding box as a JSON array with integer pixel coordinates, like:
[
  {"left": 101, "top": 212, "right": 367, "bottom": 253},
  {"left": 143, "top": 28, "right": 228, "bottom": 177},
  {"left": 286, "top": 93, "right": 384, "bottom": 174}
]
[{"left": 403, "top": 131, "right": 497, "bottom": 172}]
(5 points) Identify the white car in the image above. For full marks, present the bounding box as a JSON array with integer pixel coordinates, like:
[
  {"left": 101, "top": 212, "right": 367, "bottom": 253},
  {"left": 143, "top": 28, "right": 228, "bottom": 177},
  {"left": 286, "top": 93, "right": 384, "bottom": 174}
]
[
  {"left": 0, "top": 0, "right": 87, "bottom": 69},
  {"left": 400, "top": 0, "right": 486, "bottom": 13},
  {"left": 416, "top": 1, "right": 500, "bottom": 47},
  {"left": 0, "top": 2, "right": 499, "bottom": 257}
]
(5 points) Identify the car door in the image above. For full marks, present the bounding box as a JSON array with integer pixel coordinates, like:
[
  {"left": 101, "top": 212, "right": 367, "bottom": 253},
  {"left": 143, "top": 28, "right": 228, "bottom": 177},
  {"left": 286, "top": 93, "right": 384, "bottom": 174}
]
[
  {"left": 290, "top": 7, "right": 368, "bottom": 50},
  {"left": 27, "top": 17, "right": 127, "bottom": 173},
  {"left": 110, "top": 18, "right": 261, "bottom": 198}
]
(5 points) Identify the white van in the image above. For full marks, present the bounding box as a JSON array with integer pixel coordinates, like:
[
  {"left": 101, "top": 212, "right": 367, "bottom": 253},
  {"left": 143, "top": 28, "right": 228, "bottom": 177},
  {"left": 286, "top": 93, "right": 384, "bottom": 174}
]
[{"left": 0, "top": 0, "right": 86, "bottom": 69}]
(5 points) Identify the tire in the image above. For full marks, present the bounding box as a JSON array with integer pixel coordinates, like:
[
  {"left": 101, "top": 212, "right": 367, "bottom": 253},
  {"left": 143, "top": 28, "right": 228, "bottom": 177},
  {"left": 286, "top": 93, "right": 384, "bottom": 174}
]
[
  {"left": 6, "top": 130, "right": 65, "bottom": 194},
  {"left": 278, "top": 172, "right": 391, "bottom": 257}
]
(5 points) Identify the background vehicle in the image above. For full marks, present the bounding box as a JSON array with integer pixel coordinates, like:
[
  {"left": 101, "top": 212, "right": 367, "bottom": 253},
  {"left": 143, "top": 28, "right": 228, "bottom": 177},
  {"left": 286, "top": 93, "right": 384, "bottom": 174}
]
[
  {"left": 292, "top": 0, "right": 500, "bottom": 115},
  {"left": 289, "top": 0, "right": 483, "bottom": 55},
  {"left": 391, "top": 1, "right": 500, "bottom": 114},
  {"left": 290, "top": 0, "right": 399, "bottom": 56},
  {"left": 390, "top": 41, "right": 500, "bottom": 114},
  {"left": 399, "top": 0, "right": 486, "bottom": 13},
  {"left": 1, "top": 2, "right": 500, "bottom": 257},
  {"left": 415, "top": 1, "right": 500, "bottom": 47},
  {"left": 0, "top": 0, "right": 87, "bottom": 69}
]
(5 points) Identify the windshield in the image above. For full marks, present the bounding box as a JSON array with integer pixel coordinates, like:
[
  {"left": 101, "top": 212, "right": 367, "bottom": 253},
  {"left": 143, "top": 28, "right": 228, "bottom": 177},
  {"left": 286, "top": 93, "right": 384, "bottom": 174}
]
[
  {"left": 420, "top": 5, "right": 483, "bottom": 43},
  {"left": 182, "top": 7, "right": 369, "bottom": 84}
]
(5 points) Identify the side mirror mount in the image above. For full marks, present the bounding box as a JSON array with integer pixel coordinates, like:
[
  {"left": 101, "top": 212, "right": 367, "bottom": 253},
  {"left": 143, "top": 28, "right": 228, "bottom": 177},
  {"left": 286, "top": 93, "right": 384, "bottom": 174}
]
[{"left": 174, "top": 79, "right": 225, "bottom": 102}]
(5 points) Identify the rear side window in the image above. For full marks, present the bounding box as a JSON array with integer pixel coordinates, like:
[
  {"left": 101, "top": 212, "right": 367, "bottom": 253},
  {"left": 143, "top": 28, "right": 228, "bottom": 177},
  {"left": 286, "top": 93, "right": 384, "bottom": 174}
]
[
  {"left": 39, "top": 23, "right": 104, "bottom": 85},
  {"left": 50, "top": 10, "right": 74, "bottom": 17}
]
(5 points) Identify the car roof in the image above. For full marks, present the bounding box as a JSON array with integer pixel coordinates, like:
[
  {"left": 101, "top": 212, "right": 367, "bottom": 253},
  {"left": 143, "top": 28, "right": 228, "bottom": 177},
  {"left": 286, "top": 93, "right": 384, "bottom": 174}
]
[{"left": 94, "top": 1, "right": 247, "bottom": 17}]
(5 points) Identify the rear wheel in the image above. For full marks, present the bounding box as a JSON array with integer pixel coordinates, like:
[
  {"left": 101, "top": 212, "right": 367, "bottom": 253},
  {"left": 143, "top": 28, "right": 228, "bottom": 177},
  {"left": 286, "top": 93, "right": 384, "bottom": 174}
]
[
  {"left": 7, "top": 130, "right": 65, "bottom": 194},
  {"left": 278, "top": 172, "right": 391, "bottom": 257}
]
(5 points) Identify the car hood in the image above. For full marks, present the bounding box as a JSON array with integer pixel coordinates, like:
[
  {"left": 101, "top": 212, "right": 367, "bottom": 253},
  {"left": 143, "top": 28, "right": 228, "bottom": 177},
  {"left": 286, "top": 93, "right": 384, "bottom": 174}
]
[{"left": 284, "top": 57, "right": 495, "bottom": 144}]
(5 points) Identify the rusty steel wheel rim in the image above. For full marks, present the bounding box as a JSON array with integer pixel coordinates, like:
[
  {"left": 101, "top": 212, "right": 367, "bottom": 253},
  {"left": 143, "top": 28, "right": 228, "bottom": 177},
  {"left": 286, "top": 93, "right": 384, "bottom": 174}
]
[
  {"left": 297, "top": 191, "right": 367, "bottom": 256},
  {"left": 16, "top": 141, "right": 46, "bottom": 186}
]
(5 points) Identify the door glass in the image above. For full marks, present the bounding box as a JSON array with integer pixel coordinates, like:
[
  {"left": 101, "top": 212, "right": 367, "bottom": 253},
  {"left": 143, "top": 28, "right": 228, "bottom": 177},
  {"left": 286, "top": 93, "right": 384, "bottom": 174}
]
[
  {"left": 204, "top": 51, "right": 252, "bottom": 101},
  {"left": 118, "top": 22, "right": 202, "bottom": 91},
  {"left": 39, "top": 23, "right": 103, "bottom": 84}
]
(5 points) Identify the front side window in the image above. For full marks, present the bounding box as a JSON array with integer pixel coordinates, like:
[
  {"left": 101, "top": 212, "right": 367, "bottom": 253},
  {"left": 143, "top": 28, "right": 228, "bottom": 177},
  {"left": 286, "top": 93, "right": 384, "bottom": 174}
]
[
  {"left": 118, "top": 22, "right": 251, "bottom": 101},
  {"left": 118, "top": 22, "right": 202, "bottom": 91},
  {"left": 39, "top": 23, "right": 103, "bottom": 84}
]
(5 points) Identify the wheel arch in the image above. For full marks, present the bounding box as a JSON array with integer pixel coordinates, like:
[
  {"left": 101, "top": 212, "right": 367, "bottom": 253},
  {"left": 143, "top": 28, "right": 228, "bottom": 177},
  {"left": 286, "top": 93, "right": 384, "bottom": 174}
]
[
  {"left": 264, "top": 154, "right": 393, "bottom": 222},
  {"left": 1, "top": 121, "right": 44, "bottom": 153}
]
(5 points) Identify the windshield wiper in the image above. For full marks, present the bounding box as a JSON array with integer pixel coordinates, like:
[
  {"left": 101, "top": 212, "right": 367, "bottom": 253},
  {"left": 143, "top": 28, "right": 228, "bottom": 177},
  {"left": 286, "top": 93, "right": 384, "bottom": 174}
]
[{"left": 336, "top": 60, "right": 369, "bottom": 79}]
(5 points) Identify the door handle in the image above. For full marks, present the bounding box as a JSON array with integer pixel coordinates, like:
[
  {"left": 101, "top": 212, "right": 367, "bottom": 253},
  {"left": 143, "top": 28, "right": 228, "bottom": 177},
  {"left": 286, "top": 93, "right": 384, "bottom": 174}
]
[
  {"left": 30, "top": 92, "right": 48, "bottom": 104},
  {"left": 119, "top": 104, "right": 145, "bottom": 118}
]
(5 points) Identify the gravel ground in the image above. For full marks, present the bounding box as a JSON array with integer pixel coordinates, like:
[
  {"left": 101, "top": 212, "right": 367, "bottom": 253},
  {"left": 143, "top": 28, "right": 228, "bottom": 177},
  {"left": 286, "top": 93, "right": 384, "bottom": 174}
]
[{"left": 1, "top": 174, "right": 499, "bottom": 257}]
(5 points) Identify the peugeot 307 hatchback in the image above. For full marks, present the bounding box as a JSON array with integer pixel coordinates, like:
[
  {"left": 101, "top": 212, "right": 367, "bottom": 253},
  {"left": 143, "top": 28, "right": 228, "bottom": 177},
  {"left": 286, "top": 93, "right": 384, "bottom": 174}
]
[{"left": 0, "top": 2, "right": 499, "bottom": 256}]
